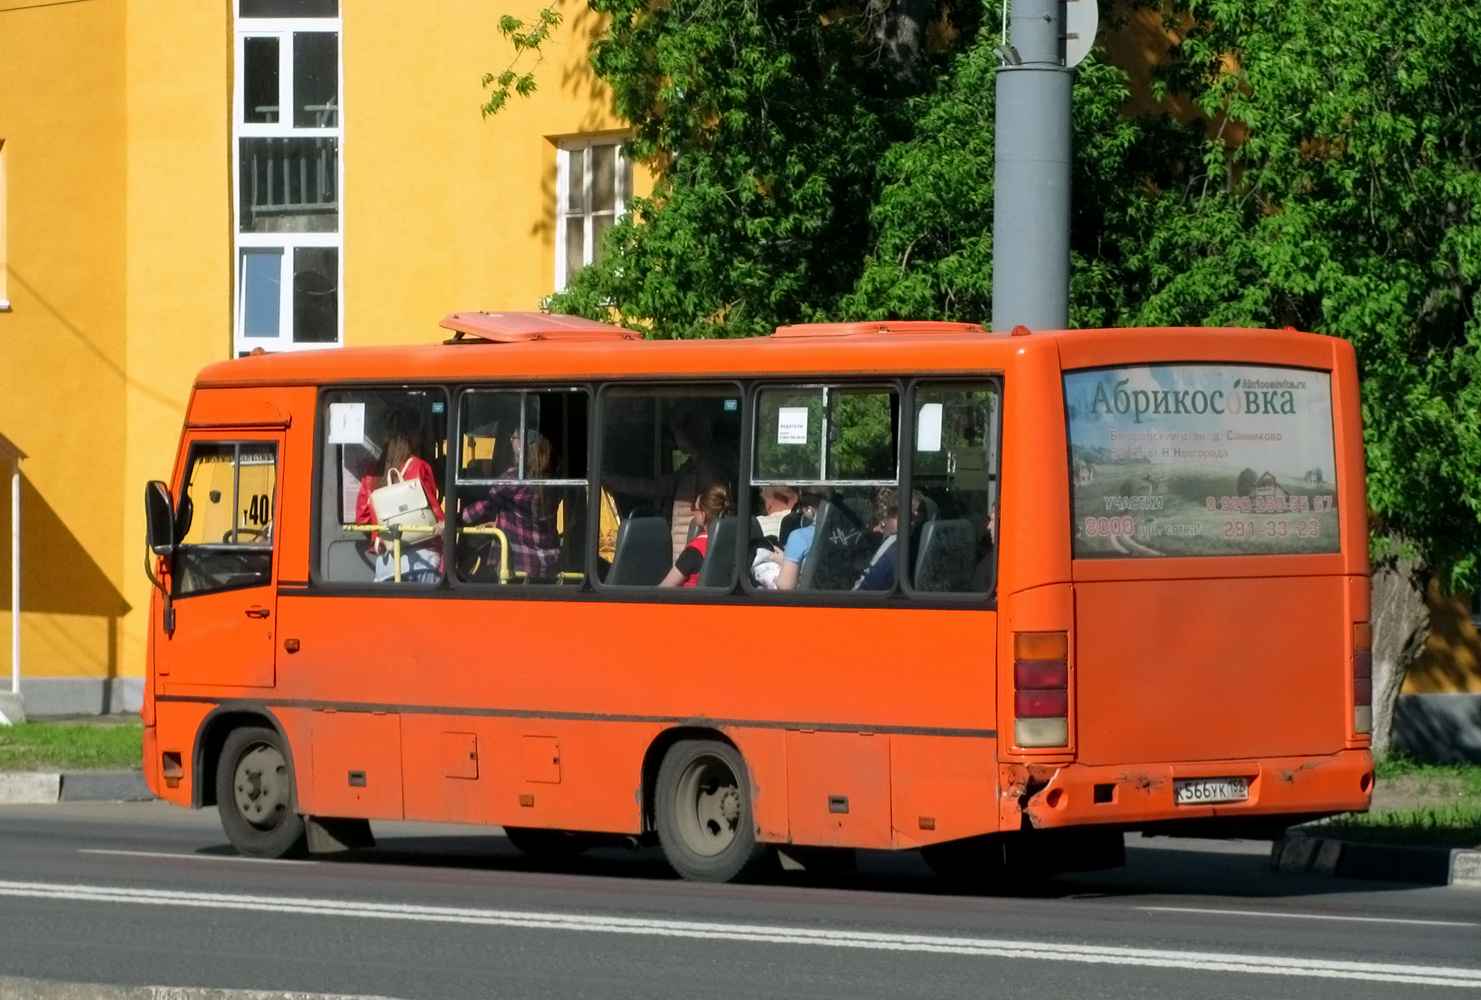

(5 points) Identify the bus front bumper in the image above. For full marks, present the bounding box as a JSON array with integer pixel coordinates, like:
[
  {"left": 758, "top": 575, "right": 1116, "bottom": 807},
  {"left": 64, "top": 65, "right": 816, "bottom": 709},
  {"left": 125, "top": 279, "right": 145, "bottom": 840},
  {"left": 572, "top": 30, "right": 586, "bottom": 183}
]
[{"left": 1003, "top": 748, "right": 1374, "bottom": 832}]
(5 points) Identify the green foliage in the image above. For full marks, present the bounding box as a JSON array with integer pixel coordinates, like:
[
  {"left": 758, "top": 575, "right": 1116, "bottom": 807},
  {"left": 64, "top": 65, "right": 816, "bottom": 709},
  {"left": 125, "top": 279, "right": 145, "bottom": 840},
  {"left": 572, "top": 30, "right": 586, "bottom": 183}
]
[
  {"left": 540, "top": 0, "right": 1481, "bottom": 588},
  {"left": 548, "top": 0, "right": 979, "bottom": 338},
  {"left": 1114, "top": 0, "right": 1481, "bottom": 591},
  {"left": 481, "top": 5, "right": 562, "bottom": 117}
]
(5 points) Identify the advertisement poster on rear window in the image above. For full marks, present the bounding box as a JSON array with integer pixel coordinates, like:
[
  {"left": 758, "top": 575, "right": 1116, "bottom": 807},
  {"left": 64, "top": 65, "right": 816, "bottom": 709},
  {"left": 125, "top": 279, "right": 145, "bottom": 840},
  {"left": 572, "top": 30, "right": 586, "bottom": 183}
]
[{"left": 1064, "top": 364, "right": 1339, "bottom": 558}]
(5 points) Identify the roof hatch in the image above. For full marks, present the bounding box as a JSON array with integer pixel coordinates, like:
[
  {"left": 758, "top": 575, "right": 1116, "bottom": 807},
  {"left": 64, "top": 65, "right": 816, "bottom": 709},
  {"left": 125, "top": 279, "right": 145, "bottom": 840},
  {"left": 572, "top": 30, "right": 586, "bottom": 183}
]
[
  {"left": 771, "top": 321, "right": 989, "bottom": 338},
  {"left": 440, "top": 311, "right": 644, "bottom": 344}
]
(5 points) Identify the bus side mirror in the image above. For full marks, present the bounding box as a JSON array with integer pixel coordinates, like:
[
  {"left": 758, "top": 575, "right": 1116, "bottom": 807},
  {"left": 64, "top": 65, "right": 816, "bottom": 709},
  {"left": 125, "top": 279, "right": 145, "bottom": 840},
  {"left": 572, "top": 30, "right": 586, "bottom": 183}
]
[{"left": 145, "top": 481, "right": 177, "bottom": 556}]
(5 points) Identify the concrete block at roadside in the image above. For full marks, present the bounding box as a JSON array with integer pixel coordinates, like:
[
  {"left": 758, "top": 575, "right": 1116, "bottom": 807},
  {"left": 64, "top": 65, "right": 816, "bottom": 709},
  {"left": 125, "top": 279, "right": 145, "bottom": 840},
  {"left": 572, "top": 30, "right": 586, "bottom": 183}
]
[
  {"left": 1273, "top": 830, "right": 1481, "bottom": 888},
  {"left": 1454, "top": 848, "right": 1481, "bottom": 889},
  {"left": 60, "top": 770, "right": 153, "bottom": 802},
  {"left": 0, "top": 772, "right": 60, "bottom": 804}
]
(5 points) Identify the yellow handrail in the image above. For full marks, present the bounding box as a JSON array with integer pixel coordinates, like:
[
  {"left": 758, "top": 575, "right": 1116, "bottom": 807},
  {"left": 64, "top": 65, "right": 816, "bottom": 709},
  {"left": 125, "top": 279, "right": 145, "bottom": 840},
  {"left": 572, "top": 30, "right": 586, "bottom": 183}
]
[{"left": 343, "top": 523, "right": 512, "bottom": 585}]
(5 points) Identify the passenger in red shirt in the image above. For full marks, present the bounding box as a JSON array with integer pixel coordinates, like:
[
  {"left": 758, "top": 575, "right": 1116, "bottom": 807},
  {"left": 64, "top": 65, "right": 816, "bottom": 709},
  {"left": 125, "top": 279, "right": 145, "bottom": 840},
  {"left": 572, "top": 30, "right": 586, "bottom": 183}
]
[
  {"left": 355, "top": 409, "right": 444, "bottom": 583},
  {"left": 660, "top": 483, "right": 732, "bottom": 588}
]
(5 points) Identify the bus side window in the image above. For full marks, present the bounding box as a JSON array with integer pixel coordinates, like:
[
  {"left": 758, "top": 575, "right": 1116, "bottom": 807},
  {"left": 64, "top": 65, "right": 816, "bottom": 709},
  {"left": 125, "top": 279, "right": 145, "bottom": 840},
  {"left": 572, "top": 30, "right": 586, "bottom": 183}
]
[
  {"left": 596, "top": 384, "right": 742, "bottom": 588},
  {"left": 174, "top": 441, "right": 277, "bottom": 598},
  {"left": 316, "top": 388, "right": 449, "bottom": 585},
  {"left": 454, "top": 387, "right": 589, "bottom": 586},
  {"left": 752, "top": 384, "right": 900, "bottom": 594},
  {"left": 908, "top": 382, "right": 999, "bottom": 595}
]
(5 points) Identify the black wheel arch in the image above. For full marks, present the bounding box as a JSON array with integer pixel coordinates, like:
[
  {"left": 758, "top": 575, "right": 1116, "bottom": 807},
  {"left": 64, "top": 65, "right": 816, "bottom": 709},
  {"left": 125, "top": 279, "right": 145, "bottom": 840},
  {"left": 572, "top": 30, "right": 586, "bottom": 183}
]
[
  {"left": 639, "top": 726, "right": 743, "bottom": 834},
  {"left": 192, "top": 703, "right": 299, "bottom": 812}
]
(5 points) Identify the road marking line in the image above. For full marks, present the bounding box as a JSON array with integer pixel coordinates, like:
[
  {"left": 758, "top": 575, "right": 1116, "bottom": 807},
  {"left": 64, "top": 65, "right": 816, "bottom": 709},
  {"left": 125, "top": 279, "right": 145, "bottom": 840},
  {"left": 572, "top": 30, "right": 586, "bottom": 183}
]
[
  {"left": 0, "top": 880, "right": 1478, "bottom": 987},
  {"left": 1138, "top": 905, "right": 1479, "bottom": 928},
  {"left": 78, "top": 849, "right": 316, "bottom": 866}
]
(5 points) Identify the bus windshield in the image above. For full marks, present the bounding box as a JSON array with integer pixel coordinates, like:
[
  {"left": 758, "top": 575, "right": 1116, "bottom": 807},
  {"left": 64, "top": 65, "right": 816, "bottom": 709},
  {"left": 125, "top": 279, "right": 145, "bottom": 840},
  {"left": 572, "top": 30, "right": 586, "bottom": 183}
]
[{"left": 1064, "top": 363, "right": 1339, "bottom": 558}]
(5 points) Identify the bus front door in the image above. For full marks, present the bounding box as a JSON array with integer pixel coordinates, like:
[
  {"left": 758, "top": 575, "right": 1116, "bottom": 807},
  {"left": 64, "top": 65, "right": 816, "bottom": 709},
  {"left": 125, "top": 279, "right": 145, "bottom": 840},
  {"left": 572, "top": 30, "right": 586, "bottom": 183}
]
[{"left": 158, "top": 437, "right": 282, "bottom": 689}]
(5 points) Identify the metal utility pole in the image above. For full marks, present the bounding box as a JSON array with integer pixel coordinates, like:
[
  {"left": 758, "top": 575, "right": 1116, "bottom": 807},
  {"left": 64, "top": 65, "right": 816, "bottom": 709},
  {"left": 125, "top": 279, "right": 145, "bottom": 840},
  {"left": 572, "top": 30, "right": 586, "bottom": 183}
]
[{"left": 991, "top": 0, "right": 1075, "bottom": 332}]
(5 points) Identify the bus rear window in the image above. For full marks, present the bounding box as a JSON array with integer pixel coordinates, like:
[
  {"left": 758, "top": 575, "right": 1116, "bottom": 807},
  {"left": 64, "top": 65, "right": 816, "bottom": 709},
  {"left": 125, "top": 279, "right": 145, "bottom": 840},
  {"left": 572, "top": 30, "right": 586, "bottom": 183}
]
[{"left": 1064, "top": 364, "right": 1339, "bottom": 558}]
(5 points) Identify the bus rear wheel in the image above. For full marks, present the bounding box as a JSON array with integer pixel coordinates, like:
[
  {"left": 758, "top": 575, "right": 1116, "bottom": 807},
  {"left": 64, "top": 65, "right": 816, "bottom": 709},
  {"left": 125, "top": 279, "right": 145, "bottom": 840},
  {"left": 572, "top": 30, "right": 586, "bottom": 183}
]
[
  {"left": 215, "top": 725, "right": 306, "bottom": 859},
  {"left": 502, "top": 826, "right": 594, "bottom": 859},
  {"left": 654, "top": 739, "right": 768, "bottom": 883}
]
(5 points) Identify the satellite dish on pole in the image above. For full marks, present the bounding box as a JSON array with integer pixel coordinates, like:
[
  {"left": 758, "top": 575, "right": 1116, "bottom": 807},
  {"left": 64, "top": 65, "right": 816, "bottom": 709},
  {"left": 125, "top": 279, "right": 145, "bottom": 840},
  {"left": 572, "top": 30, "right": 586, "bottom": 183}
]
[{"left": 1063, "top": 0, "right": 1099, "bottom": 68}]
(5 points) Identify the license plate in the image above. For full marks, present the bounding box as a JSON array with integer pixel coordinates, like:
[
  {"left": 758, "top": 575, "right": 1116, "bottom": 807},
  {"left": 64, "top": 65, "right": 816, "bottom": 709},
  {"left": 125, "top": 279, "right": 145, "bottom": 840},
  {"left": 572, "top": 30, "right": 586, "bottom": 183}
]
[{"left": 1173, "top": 777, "right": 1250, "bottom": 805}]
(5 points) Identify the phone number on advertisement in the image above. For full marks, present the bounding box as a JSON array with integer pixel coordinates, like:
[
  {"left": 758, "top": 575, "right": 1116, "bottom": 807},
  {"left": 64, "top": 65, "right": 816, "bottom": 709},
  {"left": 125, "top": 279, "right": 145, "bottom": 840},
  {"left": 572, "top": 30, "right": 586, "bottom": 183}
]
[
  {"left": 1224, "top": 519, "right": 1322, "bottom": 538},
  {"left": 1205, "top": 495, "right": 1334, "bottom": 513}
]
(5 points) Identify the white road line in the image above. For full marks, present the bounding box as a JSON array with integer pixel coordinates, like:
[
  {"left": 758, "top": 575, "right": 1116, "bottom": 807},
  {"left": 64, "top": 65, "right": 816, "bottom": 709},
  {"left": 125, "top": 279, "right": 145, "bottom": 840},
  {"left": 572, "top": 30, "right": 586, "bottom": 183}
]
[
  {"left": 78, "top": 849, "right": 317, "bottom": 866},
  {"left": 1139, "top": 905, "right": 1479, "bottom": 928},
  {"left": 0, "top": 880, "right": 1478, "bottom": 987}
]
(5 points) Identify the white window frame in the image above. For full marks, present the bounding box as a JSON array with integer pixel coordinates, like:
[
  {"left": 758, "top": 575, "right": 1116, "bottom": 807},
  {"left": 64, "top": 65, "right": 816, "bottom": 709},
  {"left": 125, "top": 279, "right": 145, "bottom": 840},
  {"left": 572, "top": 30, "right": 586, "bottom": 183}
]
[
  {"left": 232, "top": 13, "right": 343, "bottom": 355},
  {"left": 554, "top": 138, "right": 631, "bottom": 292}
]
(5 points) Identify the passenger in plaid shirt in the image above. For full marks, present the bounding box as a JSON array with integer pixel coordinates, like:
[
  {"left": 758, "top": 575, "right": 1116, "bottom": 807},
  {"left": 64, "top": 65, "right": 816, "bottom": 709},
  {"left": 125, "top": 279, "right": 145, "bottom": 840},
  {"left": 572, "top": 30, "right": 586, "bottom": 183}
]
[{"left": 461, "top": 431, "right": 560, "bottom": 582}]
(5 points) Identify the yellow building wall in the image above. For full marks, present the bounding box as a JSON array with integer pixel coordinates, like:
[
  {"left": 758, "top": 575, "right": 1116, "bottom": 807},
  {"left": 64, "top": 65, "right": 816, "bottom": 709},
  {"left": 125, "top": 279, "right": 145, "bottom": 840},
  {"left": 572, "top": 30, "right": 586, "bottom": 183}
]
[
  {"left": 342, "top": 0, "right": 649, "bottom": 345},
  {"left": 0, "top": 0, "right": 131, "bottom": 682},
  {"left": 1405, "top": 582, "right": 1481, "bottom": 694},
  {"left": 3, "top": 0, "right": 649, "bottom": 693}
]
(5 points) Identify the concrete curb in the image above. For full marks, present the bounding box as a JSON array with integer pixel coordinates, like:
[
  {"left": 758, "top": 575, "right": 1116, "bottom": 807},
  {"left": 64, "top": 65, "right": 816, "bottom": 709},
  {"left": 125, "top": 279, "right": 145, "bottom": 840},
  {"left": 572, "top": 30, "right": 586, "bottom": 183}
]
[
  {"left": 1272, "top": 830, "right": 1481, "bottom": 888},
  {"left": 0, "top": 771, "right": 153, "bottom": 804},
  {"left": 0, "top": 975, "right": 398, "bottom": 999}
]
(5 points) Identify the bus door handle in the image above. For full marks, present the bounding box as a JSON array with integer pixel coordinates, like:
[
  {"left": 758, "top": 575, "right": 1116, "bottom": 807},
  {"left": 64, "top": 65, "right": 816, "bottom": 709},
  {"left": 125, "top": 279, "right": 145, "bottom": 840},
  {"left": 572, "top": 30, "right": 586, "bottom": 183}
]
[{"left": 245, "top": 606, "right": 271, "bottom": 619}]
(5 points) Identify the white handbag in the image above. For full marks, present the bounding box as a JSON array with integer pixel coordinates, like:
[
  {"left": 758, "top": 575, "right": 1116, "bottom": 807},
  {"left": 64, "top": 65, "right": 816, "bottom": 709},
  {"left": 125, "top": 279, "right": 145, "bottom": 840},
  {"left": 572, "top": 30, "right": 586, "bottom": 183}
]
[{"left": 369, "top": 461, "right": 437, "bottom": 530}]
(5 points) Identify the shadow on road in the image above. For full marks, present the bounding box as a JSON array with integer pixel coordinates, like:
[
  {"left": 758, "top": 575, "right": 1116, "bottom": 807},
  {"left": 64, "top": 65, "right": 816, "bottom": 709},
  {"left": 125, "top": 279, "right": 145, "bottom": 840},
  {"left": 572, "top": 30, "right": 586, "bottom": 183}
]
[{"left": 222, "top": 829, "right": 1435, "bottom": 902}]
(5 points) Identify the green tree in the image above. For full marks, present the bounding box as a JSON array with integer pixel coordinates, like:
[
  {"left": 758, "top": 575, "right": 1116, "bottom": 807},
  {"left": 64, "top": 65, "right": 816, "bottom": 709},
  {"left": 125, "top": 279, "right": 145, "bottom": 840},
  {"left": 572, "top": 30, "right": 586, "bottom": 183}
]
[{"left": 548, "top": 0, "right": 981, "bottom": 337}]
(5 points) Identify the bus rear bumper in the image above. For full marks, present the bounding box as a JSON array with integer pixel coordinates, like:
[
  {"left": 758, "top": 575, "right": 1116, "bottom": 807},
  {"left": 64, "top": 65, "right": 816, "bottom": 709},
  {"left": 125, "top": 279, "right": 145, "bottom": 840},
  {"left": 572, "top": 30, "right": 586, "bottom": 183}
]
[{"left": 1005, "top": 748, "right": 1374, "bottom": 832}]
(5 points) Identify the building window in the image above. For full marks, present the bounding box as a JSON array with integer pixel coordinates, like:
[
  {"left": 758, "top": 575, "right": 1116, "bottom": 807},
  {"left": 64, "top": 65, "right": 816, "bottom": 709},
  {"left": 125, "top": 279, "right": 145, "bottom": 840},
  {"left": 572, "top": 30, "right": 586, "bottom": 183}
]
[
  {"left": 233, "top": 0, "right": 341, "bottom": 355},
  {"left": 555, "top": 139, "right": 630, "bottom": 292},
  {"left": 0, "top": 139, "right": 9, "bottom": 312}
]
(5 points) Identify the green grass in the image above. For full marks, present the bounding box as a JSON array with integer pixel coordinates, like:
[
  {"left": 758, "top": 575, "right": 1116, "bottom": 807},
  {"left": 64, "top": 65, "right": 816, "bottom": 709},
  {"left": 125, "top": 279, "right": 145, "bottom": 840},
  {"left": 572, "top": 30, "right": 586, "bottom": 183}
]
[
  {"left": 1319, "top": 803, "right": 1481, "bottom": 849},
  {"left": 0, "top": 721, "right": 143, "bottom": 771},
  {"left": 1373, "top": 753, "right": 1481, "bottom": 796}
]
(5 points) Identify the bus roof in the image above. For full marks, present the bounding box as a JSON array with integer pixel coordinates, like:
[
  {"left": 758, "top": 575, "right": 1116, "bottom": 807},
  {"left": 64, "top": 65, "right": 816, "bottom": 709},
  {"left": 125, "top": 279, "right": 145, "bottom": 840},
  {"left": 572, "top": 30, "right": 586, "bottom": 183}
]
[{"left": 198, "top": 322, "right": 1344, "bottom": 387}]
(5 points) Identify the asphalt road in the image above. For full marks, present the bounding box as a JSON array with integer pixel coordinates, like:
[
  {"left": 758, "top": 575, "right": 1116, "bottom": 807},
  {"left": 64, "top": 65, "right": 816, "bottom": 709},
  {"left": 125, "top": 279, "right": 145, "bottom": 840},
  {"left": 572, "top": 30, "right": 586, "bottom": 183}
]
[{"left": 0, "top": 802, "right": 1474, "bottom": 999}]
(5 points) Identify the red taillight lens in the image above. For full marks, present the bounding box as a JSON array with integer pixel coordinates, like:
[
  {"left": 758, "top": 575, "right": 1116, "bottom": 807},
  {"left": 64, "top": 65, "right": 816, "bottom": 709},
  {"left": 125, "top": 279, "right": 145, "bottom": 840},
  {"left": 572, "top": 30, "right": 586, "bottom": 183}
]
[
  {"left": 1015, "top": 689, "right": 1069, "bottom": 717},
  {"left": 1014, "top": 660, "right": 1069, "bottom": 689},
  {"left": 1013, "top": 630, "right": 1069, "bottom": 747},
  {"left": 1353, "top": 622, "right": 1373, "bottom": 735}
]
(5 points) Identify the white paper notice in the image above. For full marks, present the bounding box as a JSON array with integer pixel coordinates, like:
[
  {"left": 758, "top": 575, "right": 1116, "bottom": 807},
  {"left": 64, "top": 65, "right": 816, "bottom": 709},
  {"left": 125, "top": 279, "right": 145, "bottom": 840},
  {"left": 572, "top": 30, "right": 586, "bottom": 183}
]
[
  {"left": 916, "top": 402, "right": 943, "bottom": 452},
  {"left": 327, "top": 402, "right": 366, "bottom": 444},
  {"left": 777, "top": 407, "right": 810, "bottom": 445}
]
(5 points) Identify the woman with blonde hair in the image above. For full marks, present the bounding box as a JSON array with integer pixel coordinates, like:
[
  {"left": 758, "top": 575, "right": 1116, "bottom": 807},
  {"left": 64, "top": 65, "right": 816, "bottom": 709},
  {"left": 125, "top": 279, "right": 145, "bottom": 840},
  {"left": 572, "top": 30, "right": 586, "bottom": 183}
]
[{"left": 660, "top": 482, "right": 732, "bottom": 588}]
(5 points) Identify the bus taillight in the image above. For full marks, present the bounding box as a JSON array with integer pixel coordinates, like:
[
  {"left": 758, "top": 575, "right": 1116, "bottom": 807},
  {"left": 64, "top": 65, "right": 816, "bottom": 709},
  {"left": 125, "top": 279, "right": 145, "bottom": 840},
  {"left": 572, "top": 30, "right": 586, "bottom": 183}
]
[
  {"left": 1014, "top": 631, "right": 1069, "bottom": 748},
  {"left": 1353, "top": 622, "right": 1372, "bottom": 735}
]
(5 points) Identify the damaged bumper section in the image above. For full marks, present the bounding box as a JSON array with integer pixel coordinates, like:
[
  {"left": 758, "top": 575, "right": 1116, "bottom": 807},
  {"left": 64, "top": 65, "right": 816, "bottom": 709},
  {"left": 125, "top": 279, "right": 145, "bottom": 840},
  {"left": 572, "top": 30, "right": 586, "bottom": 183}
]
[{"left": 1000, "top": 748, "right": 1373, "bottom": 832}]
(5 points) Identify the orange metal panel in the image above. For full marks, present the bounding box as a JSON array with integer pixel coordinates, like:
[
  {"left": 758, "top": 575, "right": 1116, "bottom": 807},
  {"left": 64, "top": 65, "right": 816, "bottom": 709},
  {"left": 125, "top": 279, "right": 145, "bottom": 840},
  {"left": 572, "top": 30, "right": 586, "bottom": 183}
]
[
  {"left": 889, "top": 734, "right": 999, "bottom": 849},
  {"left": 308, "top": 711, "right": 404, "bottom": 820},
  {"left": 522, "top": 735, "right": 561, "bottom": 783},
  {"left": 442, "top": 732, "right": 479, "bottom": 779},
  {"left": 785, "top": 731, "right": 891, "bottom": 849}
]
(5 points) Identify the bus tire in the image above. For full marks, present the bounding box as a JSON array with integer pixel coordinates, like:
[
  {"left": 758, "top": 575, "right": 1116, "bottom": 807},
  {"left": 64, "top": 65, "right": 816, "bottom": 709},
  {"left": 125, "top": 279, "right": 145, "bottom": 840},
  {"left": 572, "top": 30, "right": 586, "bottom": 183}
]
[
  {"left": 215, "top": 725, "right": 306, "bottom": 859},
  {"left": 503, "top": 826, "right": 594, "bottom": 859},
  {"left": 654, "top": 739, "right": 768, "bottom": 883}
]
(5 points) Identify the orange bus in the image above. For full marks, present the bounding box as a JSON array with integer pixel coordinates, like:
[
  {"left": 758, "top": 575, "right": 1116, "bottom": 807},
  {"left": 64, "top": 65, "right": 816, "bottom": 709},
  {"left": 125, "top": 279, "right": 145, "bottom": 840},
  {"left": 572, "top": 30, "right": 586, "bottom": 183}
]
[{"left": 141, "top": 314, "right": 1374, "bottom": 882}]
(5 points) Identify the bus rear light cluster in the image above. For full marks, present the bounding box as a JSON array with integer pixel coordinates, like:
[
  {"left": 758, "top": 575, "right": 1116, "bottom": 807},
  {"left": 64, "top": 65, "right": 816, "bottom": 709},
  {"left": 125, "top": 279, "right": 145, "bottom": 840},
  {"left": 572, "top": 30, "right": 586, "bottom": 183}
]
[
  {"left": 1014, "top": 631, "right": 1069, "bottom": 748},
  {"left": 1353, "top": 622, "right": 1372, "bottom": 734}
]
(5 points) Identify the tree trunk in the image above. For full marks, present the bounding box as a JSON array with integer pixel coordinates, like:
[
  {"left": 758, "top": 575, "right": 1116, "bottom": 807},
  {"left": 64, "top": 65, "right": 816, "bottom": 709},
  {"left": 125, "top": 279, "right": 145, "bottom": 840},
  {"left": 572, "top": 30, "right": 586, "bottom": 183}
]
[
  {"left": 865, "top": 0, "right": 936, "bottom": 91},
  {"left": 1369, "top": 542, "right": 1430, "bottom": 756}
]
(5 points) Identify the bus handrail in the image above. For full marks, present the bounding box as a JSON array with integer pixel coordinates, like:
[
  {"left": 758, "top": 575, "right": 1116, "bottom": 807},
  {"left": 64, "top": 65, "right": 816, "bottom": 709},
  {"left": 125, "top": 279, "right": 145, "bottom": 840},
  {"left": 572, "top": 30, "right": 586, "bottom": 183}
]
[{"left": 342, "top": 523, "right": 511, "bottom": 584}]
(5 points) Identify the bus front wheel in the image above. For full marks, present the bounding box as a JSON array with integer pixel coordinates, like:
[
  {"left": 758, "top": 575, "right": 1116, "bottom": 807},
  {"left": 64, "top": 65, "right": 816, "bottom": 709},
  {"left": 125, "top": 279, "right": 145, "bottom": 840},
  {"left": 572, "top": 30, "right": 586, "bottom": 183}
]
[
  {"left": 654, "top": 739, "right": 768, "bottom": 883},
  {"left": 215, "top": 725, "right": 307, "bottom": 859}
]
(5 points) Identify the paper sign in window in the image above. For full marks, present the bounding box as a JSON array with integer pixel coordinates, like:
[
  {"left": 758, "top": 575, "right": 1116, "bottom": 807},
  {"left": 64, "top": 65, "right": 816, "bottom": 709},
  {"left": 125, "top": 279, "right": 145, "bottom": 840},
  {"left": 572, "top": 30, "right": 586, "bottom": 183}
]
[
  {"left": 916, "top": 403, "right": 943, "bottom": 452},
  {"left": 327, "top": 402, "right": 365, "bottom": 444},
  {"left": 777, "top": 407, "right": 810, "bottom": 445}
]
